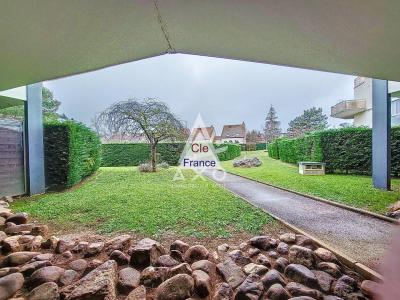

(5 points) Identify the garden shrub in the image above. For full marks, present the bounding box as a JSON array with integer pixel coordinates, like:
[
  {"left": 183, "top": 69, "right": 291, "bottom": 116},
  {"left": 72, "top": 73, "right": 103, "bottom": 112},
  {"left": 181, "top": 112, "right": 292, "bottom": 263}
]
[
  {"left": 256, "top": 143, "right": 267, "bottom": 150},
  {"left": 267, "top": 140, "right": 279, "bottom": 159},
  {"left": 215, "top": 143, "right": 241, "bottom": 161},
  {"left": 268, "top": 127, "right": 400, "bottom": 176},
  {"left": 102, "top": 142, "right": 240, "bottom": 166},
  {"left": 44, "top": 121, "right": 101, "bottom": 188}
]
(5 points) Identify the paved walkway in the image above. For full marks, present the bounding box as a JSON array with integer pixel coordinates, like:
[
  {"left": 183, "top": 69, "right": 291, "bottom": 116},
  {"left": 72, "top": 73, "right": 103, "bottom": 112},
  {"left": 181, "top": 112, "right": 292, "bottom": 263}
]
[{"left": 204, "top": 170, "right": 398, "bottom": 269}]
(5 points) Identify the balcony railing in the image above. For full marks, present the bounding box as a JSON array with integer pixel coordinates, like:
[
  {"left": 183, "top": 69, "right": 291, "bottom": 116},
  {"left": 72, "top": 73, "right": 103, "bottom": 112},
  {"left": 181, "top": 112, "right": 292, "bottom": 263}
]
[{"left": 331, "top": 99, "right": 367, "bottom": 119}]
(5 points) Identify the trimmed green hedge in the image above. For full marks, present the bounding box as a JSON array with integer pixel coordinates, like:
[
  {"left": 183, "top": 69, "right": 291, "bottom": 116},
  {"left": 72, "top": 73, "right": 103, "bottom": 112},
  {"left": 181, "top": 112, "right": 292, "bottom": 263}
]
[
  {"left": 267, "top": 127, "right": 400, "bottom": 176},
  {"left": 44, "top": 121, "right": 101, "bottom": 188},
  {"left": 101, "top": 142, "right": 241, "bottom": 166},
  {"left": 101, "top": 143, "right": 185, "bottom": 167},
  {"left": 215, "top": 143, "right": 241, "bottom": 161}
]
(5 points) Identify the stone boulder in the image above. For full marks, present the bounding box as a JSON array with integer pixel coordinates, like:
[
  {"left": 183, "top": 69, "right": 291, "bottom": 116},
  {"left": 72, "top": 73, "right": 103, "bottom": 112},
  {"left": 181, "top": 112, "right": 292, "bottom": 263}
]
[
  {"left": 126, "top": 285, "right": 146, "bottom": 300},
  {"left": 249, "top": 235, "right": 277, "bottom": 250},
  {"left": 216, "top": 259, "right": 246, "bottom": 289},
  {"left": 109, "top": 250, "right": 129, "bottom": 266},
  {"left": 314, "top": 248, "right": 338, "bottom": 263},
  {"left": 286, "top": 282, "right": 323, "bottom": 299},
  {"left": 68, "top": 259, "right": 88, "bottom": 273},
  {"left": 213, "top": 282, "right": 233, "bottom": 300},
  {"left": 154, "top": 274, "right": 194, "bottom": 300},
  {"left": 192, "top": 270, "right": 211, "bottom": 297},
  {"left": 130, "top": 238, "right": 166, "bottom": 268},
  {"left": 265, "top": 283, "right": 291, "bottom": 300},
  {"left": 184, "top": 245, "right": 209, "bottom": 264},
  {"left": 289, "top": 245, "right": 315, "bottom": 268},
  {"left": 118, "top": 267, "right": 140, "bottom": 294},
  {"left": 284, "top": 264, "right": 319, "bottom": 289},
  {"left": 170, "top": 240, "right": 189, "bottom": 254},
  {"left": 105, "top": 234, "right": 132, "bottom": 253},
  {"left": 0, "top": 273, "right": 24, "bottom": 300},
  {"left": 168, "top": 263, "right": 192, "bottom": 278},
  {"left": 27, "top": 282, "right": 59, "bottom": 300},
  {"left": 333, "top": 275, "right": 357, "bottom": 298},
  {"left": 6, "top": 213, "right": 28, "bottom": 225},
  {"left": 234, "top": 273, "right": 263, "bottom": 300},
  {"left": 140, "top": 267, "right": 168, "bottom": 287},
  {"left": 61, "top": 260, "right": 117, "bottom": 300},
  {"left": 29, "top": 266, "right": 65, "bottom": 288},
  {"left": 1, "top": 251, "right": 40, "bottom": 267},
  {"left": 191, "top": 260, "right": 216, "bottom": 275},
  {"left": 279, "top": 233, "right": 296, "bottom": 244},
  {"left": 261, "top": 269, "right": 286, "bottom": 289},
  {"left": 233, "top": 157, "right": 262, "bottom": 168}
]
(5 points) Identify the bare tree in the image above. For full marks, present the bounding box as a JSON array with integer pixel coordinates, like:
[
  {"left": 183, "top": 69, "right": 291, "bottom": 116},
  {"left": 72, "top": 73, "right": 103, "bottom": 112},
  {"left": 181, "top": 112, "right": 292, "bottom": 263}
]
[{"left": 98, "top": 98, "right": 185, "bottom": 171}]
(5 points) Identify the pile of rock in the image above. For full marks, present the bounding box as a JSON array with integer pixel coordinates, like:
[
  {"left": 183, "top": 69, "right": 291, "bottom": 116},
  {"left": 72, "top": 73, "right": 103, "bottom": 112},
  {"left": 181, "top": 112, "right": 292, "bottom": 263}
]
[
  {"left": 386, "top": 201, "right": 400, "bottom": 220},
  {"left": 0, "top": 201, "right": 378, "bottom": 299},
  {"left": 233, "top": 157, "right": 262, "bottom": 168}
]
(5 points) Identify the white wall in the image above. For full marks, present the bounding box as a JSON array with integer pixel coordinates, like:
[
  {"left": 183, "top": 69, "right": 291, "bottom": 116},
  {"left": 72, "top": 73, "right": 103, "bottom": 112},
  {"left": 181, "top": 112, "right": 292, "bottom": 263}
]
[{"left": 0, "top": 86, "right": 27, "bottom": 101}]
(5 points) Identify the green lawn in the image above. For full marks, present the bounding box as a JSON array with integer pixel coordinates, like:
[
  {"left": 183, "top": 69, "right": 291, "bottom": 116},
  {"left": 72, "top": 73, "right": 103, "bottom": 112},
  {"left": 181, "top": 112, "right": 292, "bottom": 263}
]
[
  {"left": 11, "top": 167, "right": 273, "bottom": 238},
  {"left": 222, "top": 151, "right": 400, "bottom": 214}
]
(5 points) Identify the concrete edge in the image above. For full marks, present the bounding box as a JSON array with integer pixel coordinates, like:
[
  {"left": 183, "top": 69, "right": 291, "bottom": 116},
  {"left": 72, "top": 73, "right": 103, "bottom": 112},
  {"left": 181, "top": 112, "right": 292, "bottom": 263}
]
[
  {"left": 209, "top": 175, "right": 384, "bottom": 283},
  {"left": 226, "top": 171, "right": 400, "bottom": 225}
]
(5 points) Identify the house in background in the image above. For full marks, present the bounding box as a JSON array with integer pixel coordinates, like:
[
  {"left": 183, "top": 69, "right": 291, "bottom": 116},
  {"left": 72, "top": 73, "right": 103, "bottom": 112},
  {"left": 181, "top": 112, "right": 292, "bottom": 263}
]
[
  {"left": 191, "top": 126, "right": 216, "bottom": 142},
  {"left": 331, "top": 77, "right": 400, "bottom": 127},
  {"left": 221, "top": 122, "right": 246, "bottom": 144}
]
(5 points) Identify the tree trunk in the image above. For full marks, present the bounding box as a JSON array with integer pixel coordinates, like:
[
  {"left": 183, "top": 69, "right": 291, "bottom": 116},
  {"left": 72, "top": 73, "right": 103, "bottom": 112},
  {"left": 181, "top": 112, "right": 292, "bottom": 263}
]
[{"left": 151, "top": 143, "right": 157, "bottom": 172}]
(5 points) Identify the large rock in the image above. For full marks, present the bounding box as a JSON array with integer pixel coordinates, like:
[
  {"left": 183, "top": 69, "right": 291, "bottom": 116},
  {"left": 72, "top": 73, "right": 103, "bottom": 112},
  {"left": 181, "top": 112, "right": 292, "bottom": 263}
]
[
  {"left": 55, "top": 239, "right": 75, "bottom": 254},
  {"left": 2, "top": 236, "right": 21, "bottom": 252},
  {"left": 0, "top": 267, "right": 19, "bottom": 278},
  {"left": 314, "top": 248, "right": 338, "bottom": 263},
  {"left": 228, "top": 250, "right": 252, "bottom": 266},
  {"left": 62, "top": 260, "right": 117, "bottom": 300},
  {"left": 184, "top": 245, "right": 209, "bottom": 264},
  {"left": 333, "top": 275, "right": 357, "bottom": 298},
  {"left": 60, "top": 270, "right": 79, "bottom": 286},
  {"left": 105, "top": 234, "right": 132, "bottom": 253},
  {"left": 20, "top": 260, "right": 52, "bottom": 276},
  {"left": 277, "top": 242, "right": 289, "bottom": 255},
  {"left": 30, "top": 225, "right": 49, "bottom": 237},
  {"left": 0, "top": 273, "right": 24, "bottom": 300},
  {"left": 29, "top": 266, "right": 65, "bottom": 288},
  {"left": 249, "top": 236, "right": 277, "bottom": 250},
  {"left": 6, "top": 213, "right": 28, "bottom": 225},
  {"left": 192, "top": 270, "right": 211, "bottom": 297},
  {"left": 130, "top": 238, "right": 166, "bottom": 268},
  {"left": 170, "top": 240, "right": 189, "bottom": 254},
  {"left": 313, "top": 270, "right": 334, "bottom": 293},
  {"left": 4, "top": 223, "right": 34, "bottom": 235},
  {"left": 261, "top": 269, "right": 286, "bottom": 289},
  {"left": 68, "top": 259, "right": 88, "bottom": 273},
  {"left": 256, "top": 254, "right": 272, "bottom": 268},
  {"left": 279, "top": 233, "right": 296, "bottom": 244},
  {"left": 168, "top": 263, "right": 192, "bottom": 278},
  {"left": 243, "top": 263, "right": 269, "bottom": 275},
  {"left": 234, "top": 273, "right": 263, "bottom": 300},
  {"left": 317, "top": 262, "right": 342, "bottom": 278},
  {"left": 85, "top": 242, "right": 105, "bottom": 256},
  {"left": 286, "top": 282, "right": 323, "bottom": 299},
  {"left": 284, "top": 264, "right": 319, "bottom": 289},
  {"left": 109, "top": 250, "right": 129, "bottom": 265},
  {"left": 155, "top": 255, "right": 179, "bottom": 267},
  {"left": 1, "top": 251, "right": 40, "bottom": 267},
  {"left": 265, "top": 283, "right": 291, "bottom": 300},
  {"left": 360, "top": 280, "right": 380, "bottom": 298},
  {"left": 118, "top": 267, "right": 140, "bottom": 294},
  {"left": 216, "top": 259, "right": 246, "bottom": 289},
  {"left": 154, "top": 274, "right": 194, "bottom": 300},
  {"left": 191, "top": 260, "right": 216, "bottom": 275},
  {"left": 295, "top": 235, "right": 317, "bottom": 250},
  {"left": 213, "top": 282, "right": 233, "bottom": 300},
  {"left": 233, "top": 157, "right": 262, "bottom": 168},
  {"left": 140, "top": 267, "right": 168, "bottom": 287},
  {"left": 126, "top": 285, "right": 146, "bottom": 300},
  {"left": 289, "top": 245, "right": 315, "bottom": 268},
  {"left": 28, "top": 282, "right": 59, "bottom": 300},
  {"left": 273, "top": 257, "right": 289, "bottom": 273}
]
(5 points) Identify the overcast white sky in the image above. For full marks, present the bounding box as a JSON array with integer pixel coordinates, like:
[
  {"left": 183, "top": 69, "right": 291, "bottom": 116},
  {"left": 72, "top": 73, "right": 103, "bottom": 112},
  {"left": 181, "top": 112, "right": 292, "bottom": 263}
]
[{"left": 45, "top": 54, "right": 355, "bottom": 133}]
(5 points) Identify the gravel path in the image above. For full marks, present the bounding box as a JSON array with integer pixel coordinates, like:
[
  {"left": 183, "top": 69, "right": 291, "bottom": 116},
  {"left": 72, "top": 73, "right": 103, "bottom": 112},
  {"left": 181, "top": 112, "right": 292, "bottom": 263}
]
[{"left": 204, "top": 170, "right": 398, "bottom": 269}]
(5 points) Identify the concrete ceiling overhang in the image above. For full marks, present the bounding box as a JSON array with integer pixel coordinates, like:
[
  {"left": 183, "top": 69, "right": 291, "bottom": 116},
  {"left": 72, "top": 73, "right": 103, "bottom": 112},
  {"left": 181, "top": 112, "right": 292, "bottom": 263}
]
[{"left": 1, "top": 0, "right": 400, "bottom": 91}]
